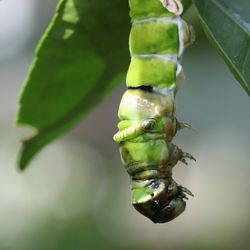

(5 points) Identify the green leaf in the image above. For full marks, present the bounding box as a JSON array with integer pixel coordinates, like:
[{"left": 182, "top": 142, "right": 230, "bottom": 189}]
[
  {"left": 182, "top": 0, "right": 192, "bottom": 11},
  {"left": 17, "top": 0, "right": 130, "bottom": 170},
  {"left": 193, "top": 0, "right": 250, "bottom": 95}
]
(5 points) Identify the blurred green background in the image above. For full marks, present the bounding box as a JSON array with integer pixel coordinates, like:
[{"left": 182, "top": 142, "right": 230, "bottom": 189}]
[{"left": 0, "top": 0, "right": 249, "bottom": 249}]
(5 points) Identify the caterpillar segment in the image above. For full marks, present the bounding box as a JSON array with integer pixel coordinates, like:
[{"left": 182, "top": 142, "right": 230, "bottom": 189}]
[{"left": 114, "top": 0, "right": 195, "bottom": 223}]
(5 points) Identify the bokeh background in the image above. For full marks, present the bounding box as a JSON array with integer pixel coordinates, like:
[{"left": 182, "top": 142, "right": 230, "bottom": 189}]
[{"left": 1, "top": 0, "right": 249, "bottom": 249}]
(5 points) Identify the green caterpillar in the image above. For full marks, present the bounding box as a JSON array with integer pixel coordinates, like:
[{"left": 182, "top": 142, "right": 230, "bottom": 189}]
[{"left": 114, "top": 0, "right": 195, "bottom": 223}]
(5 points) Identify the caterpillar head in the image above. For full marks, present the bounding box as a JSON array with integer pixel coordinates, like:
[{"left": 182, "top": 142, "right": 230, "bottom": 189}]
[
  {"left": 131, "top": 179, "right": 191, "bottom": 223},
  {"left": 133, "top": 196, "right": 186, "bottom": 223}
]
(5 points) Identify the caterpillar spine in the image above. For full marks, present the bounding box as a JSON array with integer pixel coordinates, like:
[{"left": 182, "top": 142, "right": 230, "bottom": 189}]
[{"left": 114, "top": 0, "right": 195, "bottom": 223}]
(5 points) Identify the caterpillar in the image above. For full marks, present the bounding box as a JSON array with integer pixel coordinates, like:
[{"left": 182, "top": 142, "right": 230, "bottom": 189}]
[{"left": 114, "top": 0, "right": 195, "bottom": 223}]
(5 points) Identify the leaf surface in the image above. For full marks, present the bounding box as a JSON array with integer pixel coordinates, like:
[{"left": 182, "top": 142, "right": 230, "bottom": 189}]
[
  {"left": 182, "top": 0, "right": 192, "bottom": 11},
  {"left": 17, "top": 0, "right": 130, "bottom": 169},
  {"left": 193, "top": 0, "right": 250, "bottom": 95}
]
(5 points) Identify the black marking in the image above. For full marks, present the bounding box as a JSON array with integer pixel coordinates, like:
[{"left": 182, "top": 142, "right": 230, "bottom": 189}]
[{"left": 128, "top": 85, "right": 153, "bottom": 93}]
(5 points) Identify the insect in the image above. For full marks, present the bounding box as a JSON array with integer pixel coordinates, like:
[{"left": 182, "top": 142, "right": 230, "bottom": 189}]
[{"left": 114, "top": 0, "right": 195, "bottom": 223}]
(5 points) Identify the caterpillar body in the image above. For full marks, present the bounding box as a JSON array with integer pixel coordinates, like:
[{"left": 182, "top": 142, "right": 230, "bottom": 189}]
[{"left": 114, "top": 0, "right": 195, "bottom": 223}]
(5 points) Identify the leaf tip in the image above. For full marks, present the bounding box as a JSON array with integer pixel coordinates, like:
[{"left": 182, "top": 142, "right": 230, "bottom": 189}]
[
  {"left": 17, "top": 129, "right": 40, "bottom": 171},
  {"left": 17, "top": 142, "right": 31, "bottom": 171}
]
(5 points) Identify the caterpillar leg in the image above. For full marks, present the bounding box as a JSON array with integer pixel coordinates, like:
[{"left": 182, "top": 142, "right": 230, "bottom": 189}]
[
  {"left": 180, "top": 152, "right": 196, "bottom": 165},
  {"left": 167, "top": 144, "right": 195, "bottom": 167},
  {"left": 179, "top": 186, "right": 194, "bottom": 199},
  {"left": 177, "top": 121, "right": 193, "bottom": 131},
  {"left": 113, "top": 118, "right": 156, "bottom": 143}
]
